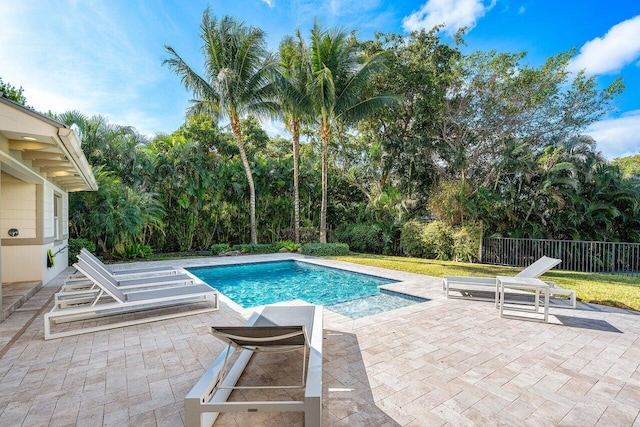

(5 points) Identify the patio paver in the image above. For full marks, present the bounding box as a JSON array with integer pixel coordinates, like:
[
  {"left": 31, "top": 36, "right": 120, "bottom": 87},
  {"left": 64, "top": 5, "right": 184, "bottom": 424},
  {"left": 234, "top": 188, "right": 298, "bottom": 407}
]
[{"left": 0, "top": 253, "right": 639, "bottom": 426}]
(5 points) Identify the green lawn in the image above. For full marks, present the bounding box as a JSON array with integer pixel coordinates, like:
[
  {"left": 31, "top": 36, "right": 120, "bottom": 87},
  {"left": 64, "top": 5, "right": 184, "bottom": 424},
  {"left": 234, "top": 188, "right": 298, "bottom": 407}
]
[{"left": 327, "top": 253, "right": 640, "bottom": 312}]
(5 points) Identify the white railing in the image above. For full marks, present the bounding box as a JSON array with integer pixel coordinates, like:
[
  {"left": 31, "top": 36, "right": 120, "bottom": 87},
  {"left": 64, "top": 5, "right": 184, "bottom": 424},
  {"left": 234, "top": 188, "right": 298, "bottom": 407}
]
[{"left": 481, "top": 237, "right": 640, "bottom": 275}]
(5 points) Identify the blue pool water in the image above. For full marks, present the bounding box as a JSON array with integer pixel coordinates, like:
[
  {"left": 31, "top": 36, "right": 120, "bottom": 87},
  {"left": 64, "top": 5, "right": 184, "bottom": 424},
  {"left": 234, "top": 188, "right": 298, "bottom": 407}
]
[{"left": 189, "top": 260, "right": 428, "bottom": 317}]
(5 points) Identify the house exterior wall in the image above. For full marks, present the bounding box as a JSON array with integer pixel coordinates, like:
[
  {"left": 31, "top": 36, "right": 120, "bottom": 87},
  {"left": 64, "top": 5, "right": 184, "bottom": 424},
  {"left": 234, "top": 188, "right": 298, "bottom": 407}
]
[
  {"left": 0, "top": 98, "right": 96, "bottom": 321},
  {"left": 0, "top": 164, "right": 2, "bottom": 310},
  {"left": 1, "top": 172, "right": 69, "bottom": 283},
  {"left": 1, "top": 172, "right": 37, "bottom": 239}
]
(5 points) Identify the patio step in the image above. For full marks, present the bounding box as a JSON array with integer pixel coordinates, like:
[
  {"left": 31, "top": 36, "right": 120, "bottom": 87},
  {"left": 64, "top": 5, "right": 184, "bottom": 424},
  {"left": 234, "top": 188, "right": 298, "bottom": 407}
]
[{"left": 1, "top": 281, "right": 43, "bottom": 321}]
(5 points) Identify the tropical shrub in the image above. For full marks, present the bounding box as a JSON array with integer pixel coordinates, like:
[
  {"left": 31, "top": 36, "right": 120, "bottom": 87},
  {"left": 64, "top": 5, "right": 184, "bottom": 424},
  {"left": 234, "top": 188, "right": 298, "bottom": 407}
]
[
  {"left": 301, "top": 243, "right": 350, "bottom": 256},
  {"left": 423, "top": 221, "right": 453, "bottom": 260},
  {"left": 211, "top": 243, "right": 231, "bottom": 255},
  {"left": 232, "top": 244, "right": 278, "bottom": 254},
  {"left": 400, "top": 220, "right": 428, "bottom": 257},
  {"left": 335, "top": 223, "right": 386, "bottom": 254},
  {"left": 274, "top": 240, "right": 301, "bottom": 252},
  {"left": 452, "top": 224, "right": 483, "bottom": 262},
  {"left": 68, "top": 238, "right": 96, "bottom": 265},
  {"left": 428, "top": 180, "right": 470, "bottom": 226},
  {"left": 112, "top": 243, "right": 153, "bottom": 260}
]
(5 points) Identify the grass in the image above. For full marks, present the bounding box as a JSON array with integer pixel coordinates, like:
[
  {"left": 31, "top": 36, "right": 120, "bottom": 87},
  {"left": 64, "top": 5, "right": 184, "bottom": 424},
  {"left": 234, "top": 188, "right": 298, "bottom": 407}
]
[{"left": 327, "top": 253, "right": 640, "bottom": 312}]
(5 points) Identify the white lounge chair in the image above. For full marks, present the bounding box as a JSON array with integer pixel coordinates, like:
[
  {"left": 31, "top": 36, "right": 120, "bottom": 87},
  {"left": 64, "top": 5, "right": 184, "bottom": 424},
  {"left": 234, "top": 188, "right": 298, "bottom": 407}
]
[
  {"left": 62, "top": 254, "right": 193, "bottom": 292},
  {"left": 185, "top": 305, "right": 323, "bottom": 427},
  {"left": 44, "top": 259, "right": 218, "bottom": 340},
  {"left": 65, "top": 248, "right": 181, "bottom": 284},
  {"left": 81, "top": 247, "right": 180, "bottom": 276},
  {"left": 443, "top": 256, "right": 576, "bottom": 308}
]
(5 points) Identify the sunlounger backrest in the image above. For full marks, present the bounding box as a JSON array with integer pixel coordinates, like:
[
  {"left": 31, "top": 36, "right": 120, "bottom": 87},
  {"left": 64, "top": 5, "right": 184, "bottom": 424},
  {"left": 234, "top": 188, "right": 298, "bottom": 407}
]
[
  {"left": 79, "top": 248, "right": 108, "bottom": 270},
  {"left": 516, "top": 256, "right": 561, "bottom": 278},
  {"left": 78, "top": 255, "right": 120, "bottom": 286},
  {"left": 74, "top": 259, "right": 127, "bottom": 303}
]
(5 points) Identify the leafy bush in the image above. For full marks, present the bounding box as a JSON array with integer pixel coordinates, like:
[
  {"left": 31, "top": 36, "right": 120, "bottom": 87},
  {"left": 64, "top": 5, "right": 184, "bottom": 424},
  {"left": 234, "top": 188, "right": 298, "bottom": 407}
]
[
  {"left": 211, "top": 243, "right": 231, "bottom": 255},
  {"left": 400, "top": 220, "right": 428, "bottom": 257},
  {"left": 68, "top": 238, "right": 96, "bottom": 265},
  {"left": 428, "top": 180, "right": 470, "bottom": 226},
  {"left": 274, "top": 240, "right": 301, "bottom": 252},
  {"left": 232, "top": 244, "right": 278, "bottom": 254},
  {"left": 423, "top": 221, "right": 453, "bottom": 260},
  {"left": 335, "top": 223, "right": 387, "bottom": 254},
  {"left": 301, "top": 243, "right": 350, "bottom": 256},
  {"left": 452, "top": 225, "right": 483, "bottom": 262},
  {"left": 112, "top": 243, "right": 153, "bottom": 260}
]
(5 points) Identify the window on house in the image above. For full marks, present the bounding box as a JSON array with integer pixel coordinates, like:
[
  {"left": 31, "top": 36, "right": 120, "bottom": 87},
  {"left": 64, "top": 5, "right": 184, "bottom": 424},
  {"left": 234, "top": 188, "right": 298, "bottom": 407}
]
[{"left": 53, "top": 194, "right": 62, "bottom": 240}]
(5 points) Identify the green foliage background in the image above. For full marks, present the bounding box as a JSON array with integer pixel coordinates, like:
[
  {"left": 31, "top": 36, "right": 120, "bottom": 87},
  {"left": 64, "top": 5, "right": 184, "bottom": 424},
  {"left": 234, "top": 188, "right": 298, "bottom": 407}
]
[{"left": 6, "top": 14, "right": 639, "bottom": 261}]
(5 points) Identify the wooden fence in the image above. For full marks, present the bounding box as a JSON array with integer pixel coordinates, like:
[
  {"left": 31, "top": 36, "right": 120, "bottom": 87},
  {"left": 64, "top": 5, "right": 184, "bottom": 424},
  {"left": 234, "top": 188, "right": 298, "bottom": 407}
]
[{"left": 481, "top": 237, "right": 640, "bottom": 275}]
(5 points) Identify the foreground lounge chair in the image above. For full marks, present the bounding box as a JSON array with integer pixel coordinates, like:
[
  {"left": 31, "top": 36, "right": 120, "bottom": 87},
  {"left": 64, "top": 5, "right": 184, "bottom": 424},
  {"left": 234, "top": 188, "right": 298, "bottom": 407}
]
[
  {"left": 185, "top": 305, "right": 323, "bottom": 427},
  {"left": 44, "top": 260, "right": 218, "bottom": 340},
  {"left": 443, "top": 256, "right": 576, "bottom": 308},
  {"left": 62, "top": 255, "right": 194, "bottom": 292}
]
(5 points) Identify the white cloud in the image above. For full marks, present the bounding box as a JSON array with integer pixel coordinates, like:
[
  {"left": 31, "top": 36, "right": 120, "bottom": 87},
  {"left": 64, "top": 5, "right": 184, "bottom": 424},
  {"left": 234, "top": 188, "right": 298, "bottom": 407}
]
[
  {"left": 261, "top": 0, "right": 275, "bottom": 7},
  {"left": 568, "top": 15, "right": 640, "bottom": 75},
  {"left": 402, "top": 0, "right": 496, "bottom": 35},
  {"left": 587, "top": 110, "right": 640, "bottom": 159},
  {"left": 0, "top": 0, "right": 180, "bottom": 134},
  {"left": 260, "top": 118, "right": 289, "bottom": 138},
  {"left": 518, "top": 6, "right": 525, "bottom": 14}
]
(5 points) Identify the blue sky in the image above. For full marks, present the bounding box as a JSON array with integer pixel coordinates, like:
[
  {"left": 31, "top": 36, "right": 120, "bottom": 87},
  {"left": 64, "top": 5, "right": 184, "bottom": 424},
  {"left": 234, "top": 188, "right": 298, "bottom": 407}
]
[{"left": 1, "top": 0, "right": 639, "bottom": 159}]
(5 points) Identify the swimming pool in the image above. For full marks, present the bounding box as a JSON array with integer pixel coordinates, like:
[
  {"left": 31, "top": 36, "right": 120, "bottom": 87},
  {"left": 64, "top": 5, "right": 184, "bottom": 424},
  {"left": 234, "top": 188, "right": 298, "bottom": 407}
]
[{"left": 188, "top": 260, "right": 428, "bottom": 318}]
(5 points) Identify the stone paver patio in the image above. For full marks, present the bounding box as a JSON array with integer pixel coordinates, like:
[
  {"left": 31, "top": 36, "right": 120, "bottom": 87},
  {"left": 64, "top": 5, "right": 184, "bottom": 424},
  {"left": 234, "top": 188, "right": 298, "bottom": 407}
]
[{"left": 0, "top": 253, "right": 639, "bottom": 426}]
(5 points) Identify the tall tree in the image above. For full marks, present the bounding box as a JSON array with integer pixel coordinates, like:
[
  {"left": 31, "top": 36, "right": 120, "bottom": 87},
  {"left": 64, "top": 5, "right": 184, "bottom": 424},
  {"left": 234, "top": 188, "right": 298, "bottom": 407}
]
[
  {"left": 358, "top": 29, "right": 462, "bottom": 204},
  {"left": 277, "top": 31, "right": 313, "bottom": 243},
  {"left": 307, "top": 22, "right": 396, "bottom": 242},
  {"left": 612, "top": 154, "right": 640, "bottom": 178},
  {"left": 0, "top": 77, "right": 28, "bottom": 106},
  {"left": 437, "top": 49, "right": 624, "bottom": 187},
  {"left": 164, "top": 10, "right": 277, "bottom": 244}
]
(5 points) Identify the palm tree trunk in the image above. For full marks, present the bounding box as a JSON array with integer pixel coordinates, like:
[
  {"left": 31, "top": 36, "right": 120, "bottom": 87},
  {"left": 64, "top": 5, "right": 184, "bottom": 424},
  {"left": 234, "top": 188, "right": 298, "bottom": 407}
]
[
  {"left": 292, "top": 118, "right": 301, "bottom": 244},
  {"left": 319, "top": 121, "right": 330, "bottom": 243},
  {"left": 230, "top": 115, "right": 258, "bottom": 244}
]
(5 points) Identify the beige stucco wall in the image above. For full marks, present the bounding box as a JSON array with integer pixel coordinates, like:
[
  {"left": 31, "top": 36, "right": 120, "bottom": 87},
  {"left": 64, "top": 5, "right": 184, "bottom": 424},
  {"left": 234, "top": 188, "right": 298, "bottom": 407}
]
[
  {"left": 0, "top": 173, "right": 70, "bottom": 284},
  {"left": 1, "top": 245, "right": 43, "bottom": 283},
  {"left": 1, "top": 172, "right": 36, "bottom": 239},
  {"left": 0, "top": 164, "right": 2, "bottom": 308},
  {"left": 0, "top": 243, "right": 67, "bottom": 283}
]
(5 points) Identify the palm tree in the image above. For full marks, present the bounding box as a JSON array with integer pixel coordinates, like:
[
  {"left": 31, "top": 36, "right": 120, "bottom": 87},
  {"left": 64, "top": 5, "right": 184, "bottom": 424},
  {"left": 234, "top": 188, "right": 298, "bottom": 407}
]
[
  {"left": 307, "top": 22, "right": 396, "bottom": 242},
  {"left": 163, "top": 10, "right": 277, "bottom": 244},
  {"left": 277, "top": 32, "right": 313, "bottom": 243}
]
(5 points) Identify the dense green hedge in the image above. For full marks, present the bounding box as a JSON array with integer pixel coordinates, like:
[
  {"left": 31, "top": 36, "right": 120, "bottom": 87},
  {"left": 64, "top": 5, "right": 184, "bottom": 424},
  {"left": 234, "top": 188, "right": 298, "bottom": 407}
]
[
  {"left": 335, "top": 223, "right": 387, "bottom": 254},
  {"left": 423, "top": 221, "right": 453, "bottom": 260},
  {"left": 400, "top": 220, "right": 428, "bottom": 258},
  {"left": 301, "top": 243, "right": 350, "bottom": 256},
  {"left": 68, "top": 238, "right": 96, "bottom": 265},
  {"left": 211, "top": 243, "right": 231, "bottom": 255},
  {"left": 400, "top": 220, "right": 482, "bottom": 262}
]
